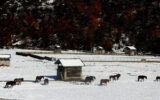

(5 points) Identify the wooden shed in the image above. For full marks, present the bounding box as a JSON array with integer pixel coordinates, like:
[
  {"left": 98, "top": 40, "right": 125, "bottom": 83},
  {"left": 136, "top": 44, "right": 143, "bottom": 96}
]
[
  {"left": 55, "top": 58, "right": 84, "bottom": 81},
  {"left": 54, "top": 45, "right": 61, "bottom": 53},
  {"left": 92, "top": 46, "right": 105, "bottom": 54},
  {"left": 0, "top": 54, "right": 11, "bottom": 66},
  {"left": 124, "top": 46, "right": 137, "bottom": 56}
]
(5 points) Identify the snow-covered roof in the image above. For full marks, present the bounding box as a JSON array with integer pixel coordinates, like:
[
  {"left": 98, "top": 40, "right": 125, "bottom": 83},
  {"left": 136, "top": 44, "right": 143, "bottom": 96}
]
[
  {"left": 55, "top": 44, "right": 61, "bottom": 48},
  {"left": 126, "top": 46, "right": 136, "bottom": 50},
  {"left": 12, "top": 41, "right": 23, "bottom": 46},
  {"left": 0, "top": 54, "right": 11, "bottom": 59},
  {"left": 97, "top": 46, "right": 103, "bottom": 49},
  {"left": 47, "top": 0, "right": 55, "bottom": 3},
  {"left": 93, "top": 46, "right": 104, "bottom": 50},
  {"left": 55, "top": 58, "right": 84, "bottom": 67}
]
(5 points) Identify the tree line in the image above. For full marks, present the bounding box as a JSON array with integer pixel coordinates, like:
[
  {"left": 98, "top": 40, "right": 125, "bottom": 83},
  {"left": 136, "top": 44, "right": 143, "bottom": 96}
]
[{"left": 0, "top": 0, "right": 160, "bottom": 53}]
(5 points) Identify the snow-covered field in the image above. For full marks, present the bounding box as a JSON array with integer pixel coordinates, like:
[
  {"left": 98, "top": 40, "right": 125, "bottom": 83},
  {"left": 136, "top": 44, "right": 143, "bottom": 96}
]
[
  {"left": 0, "top": 49, "right": 160, "bottom": 100},
  {"left": 38, "top": 53, "right": 160, "bottom": 62}
]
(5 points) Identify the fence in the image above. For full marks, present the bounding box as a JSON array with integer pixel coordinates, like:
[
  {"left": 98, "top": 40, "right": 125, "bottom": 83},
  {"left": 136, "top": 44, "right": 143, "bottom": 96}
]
[
  {"left": 16, "top": 52, "right": 56, "bottom": 61},
  {"left": 16, "top": 52, "right": 160, "bottom": 63}
]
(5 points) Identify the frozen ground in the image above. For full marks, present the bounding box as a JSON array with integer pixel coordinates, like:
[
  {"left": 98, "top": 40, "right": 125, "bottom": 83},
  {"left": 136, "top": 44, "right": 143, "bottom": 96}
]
[
  {"left": 38, "top": 53, "right": 160, "bottom": 61},
  {"left": 0, "top": 49, "right": 160, "bottom": 100}
]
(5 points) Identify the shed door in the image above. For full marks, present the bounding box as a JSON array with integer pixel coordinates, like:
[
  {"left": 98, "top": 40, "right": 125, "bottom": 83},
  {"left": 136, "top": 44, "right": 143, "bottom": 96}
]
[{"left": 66, "top": 68, "right": 81, "bottom": 77}]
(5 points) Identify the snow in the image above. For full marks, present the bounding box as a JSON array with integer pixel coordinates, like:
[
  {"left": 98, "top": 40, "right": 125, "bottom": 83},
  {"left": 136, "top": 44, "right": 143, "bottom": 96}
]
[
  {"left": 0, "top": 49, "right": 160, "bottom": 100},
  {"left": 61, "top": 50, "right": 86, "bottom": 54},
  {"left": 55, "top": 58, "right": 84, "bottom": 67},
  {"left": 12, "top": 41, "right": 23, "bottom": 46},
  {"left": 39, "top": 53, "right": 160, "bottom": 62},
  {"left": 0, "top": 54, "right": 11, "bottom": 59},
  {"left": 126, "top": 46, "right": 136, "bottom": 50},
  {"left": 47, "top": 0, "right": 55, "bottom": 3}
]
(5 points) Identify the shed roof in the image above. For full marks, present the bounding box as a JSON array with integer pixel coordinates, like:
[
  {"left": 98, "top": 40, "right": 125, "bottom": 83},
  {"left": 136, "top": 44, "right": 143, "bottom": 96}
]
[
  {"left": 55, "top": 44, "right": 61, "bottom": 48},
  {"left": 0, "top": 54, "right": 11, "bottom": 59},
  {"left": 55, "top": 58, "right": 84, "bottom": 67},
  {"left": 126, "top": 46, "right": 136, "bottom": 50}
]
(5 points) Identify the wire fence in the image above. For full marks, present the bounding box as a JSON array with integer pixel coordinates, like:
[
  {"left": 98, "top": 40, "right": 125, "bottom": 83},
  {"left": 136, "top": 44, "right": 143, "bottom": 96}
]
[
  {"left": 83, "top": 56, "right": 160, "bottom": 62},
  {"left": 16, "top": 52, "right": 160, "bottom": 63}
]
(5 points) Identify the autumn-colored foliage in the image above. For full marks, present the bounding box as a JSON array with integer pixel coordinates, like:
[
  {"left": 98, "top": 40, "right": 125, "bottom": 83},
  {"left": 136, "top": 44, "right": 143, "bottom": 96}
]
[
  {"left": 152, "top": 25, "right": 160, "bottom": 38},
  {"left": 0, "top": 0, "right": 160, "bottom": 53}
]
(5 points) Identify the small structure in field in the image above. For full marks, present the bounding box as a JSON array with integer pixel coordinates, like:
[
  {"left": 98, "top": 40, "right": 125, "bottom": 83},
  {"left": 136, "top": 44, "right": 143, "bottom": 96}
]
[
  {"left": 92, "top": 46, "right": 105, "bottom": 54},
  {"left": 124, "top": 46, "right": 137, "bottom": 56},
  {"left": 141, "top": 58, "right": 146, "bottom": 62},
  {"left": 0, "top": 54, "right": 11, "bottom": 66},
  {"left": 54, "top": 45, "right": 61, "bottom": 53},
  {"left": 55, "top": 58, "right": 84, "bottom": 81}
]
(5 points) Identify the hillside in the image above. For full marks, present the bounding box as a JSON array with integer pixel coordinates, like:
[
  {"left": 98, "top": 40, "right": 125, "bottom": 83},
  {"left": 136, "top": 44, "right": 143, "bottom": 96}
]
[{"left": 0, "top": 0, "right": 160, "bottom": 53}]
